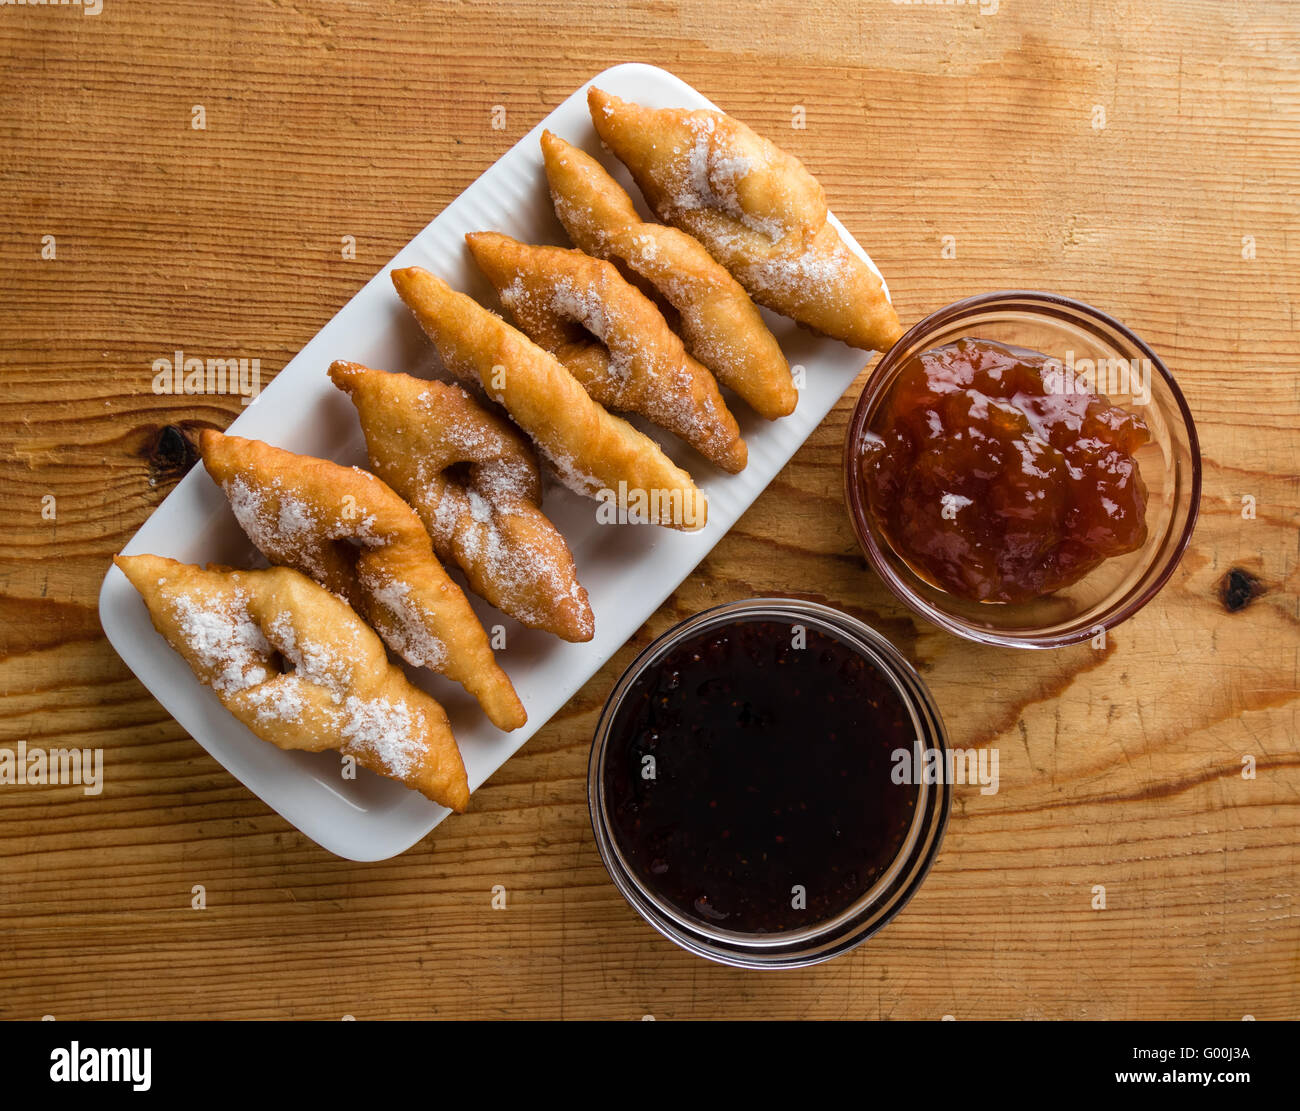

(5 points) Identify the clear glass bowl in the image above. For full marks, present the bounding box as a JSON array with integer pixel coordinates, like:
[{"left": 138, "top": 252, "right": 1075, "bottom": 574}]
[
  {"left": 844, "top": 291, "right": 1201, "bottom": 649},
  {"left": 587, "top": 598, "right": 951, "bottom": 969}
]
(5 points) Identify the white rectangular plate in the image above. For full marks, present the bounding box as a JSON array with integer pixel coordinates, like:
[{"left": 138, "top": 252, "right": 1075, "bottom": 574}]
[{"left": 99, "top": 62, "right": 891, "bottom": 861}]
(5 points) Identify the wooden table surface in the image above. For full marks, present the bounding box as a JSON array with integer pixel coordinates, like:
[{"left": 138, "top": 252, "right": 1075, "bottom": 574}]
[{"left": 2, "top": 0, "right": 1296, "bottom": 1020}]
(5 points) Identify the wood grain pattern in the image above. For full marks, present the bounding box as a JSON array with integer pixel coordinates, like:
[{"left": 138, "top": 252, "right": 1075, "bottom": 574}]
[{"left": 1, "top": 0, "right": 1296, "bottom": 1020}]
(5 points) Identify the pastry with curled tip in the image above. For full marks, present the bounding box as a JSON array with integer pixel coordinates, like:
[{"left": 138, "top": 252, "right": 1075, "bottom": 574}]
[
  {"left": 587, "top": 87, "right": 902, "bottom": 353},
  {"left": 114, "top": 554, "right": 470, "bottom": 810},
  {"left": 199, "top": 430, "right": 526, "bottom": 732},
  {"left": 541, "top": 130, "right": 796, "bottom": 420},
  {"left": 390, "top": 265, "right": 706, "bottom": 530},
  {"left": 466, "top": 230, "right": 747, "bottom": 474},
  {"left": 329, "top": 360, "right": 594, "bottom": 642}
]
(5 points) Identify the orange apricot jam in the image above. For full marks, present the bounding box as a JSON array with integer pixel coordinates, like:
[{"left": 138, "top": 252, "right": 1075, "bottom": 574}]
[{"left": 860, "top": 338, "right": 1150, "bottom": 604}]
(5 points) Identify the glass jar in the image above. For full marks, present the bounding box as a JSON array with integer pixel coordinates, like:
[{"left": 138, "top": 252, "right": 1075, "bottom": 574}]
[
  {"left": 588, "top": 597, "right": 951, "bottom": 969},
  {"left": 844, "top": 291, "right": 1201, "bottom": 648}
]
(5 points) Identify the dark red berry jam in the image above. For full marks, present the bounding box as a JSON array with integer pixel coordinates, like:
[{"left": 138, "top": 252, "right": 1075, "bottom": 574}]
[{"left": 603, "top": 617, "right": 918, "bottom": 934}]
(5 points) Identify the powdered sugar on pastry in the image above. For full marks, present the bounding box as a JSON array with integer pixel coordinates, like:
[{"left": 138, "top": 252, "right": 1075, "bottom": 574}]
[
  {"left": 167, "top": 589, "right": 270, "bottom": 694},
  {"left": 265, "top": 609, "right": 354, "bottom": 695},
  {"left": 201, "top": 429, "right": 525, "bottom": 733},
  {"left": 360, "top": 570, "right": 449, "bottom": 671},
  {"left": 339, "top": 695, "right": 423, "bottom": 780},
  {"left": 547, "top": 277, "right": 609, "bottom": 340},
  {"left": 113, "top": 555, "right": 472, "bottom": 811},
  {"left": 466, "top": 232, "right": 746, "bottom": 474},
  {"left": 389, "top": 265, "right": 704, "bottom": 531},
  {"left": 253, "top": 612, "right": 431, "bottom": 779},
  {"left": 537, "top": 440, "right": 604, "bottom": 498},
  {"left": 226, "top": 476, "right": 329, "bottom": 579},
  {"left": 438, "top": 481, "right": 587, "bottom": 631},
  {"left": 749, "top": 241, "right": 852, "bottom": 298},
  {"left": 677, "top": 118, "right": 786, "bottom": 242},
  {"left": 331, "top": 361, "right": 597, "bottom": 641},
  {"left": 539, "top": 129, "right": 796, "bottom": 420},
  {"left": 587, "top": 88, "right": 903, "bottom": 352},
  {"left": 244, "top": 676, "right": 306, "bottom": 725}
]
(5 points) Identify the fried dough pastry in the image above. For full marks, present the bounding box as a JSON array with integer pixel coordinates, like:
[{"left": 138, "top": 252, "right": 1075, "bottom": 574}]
[
  {"left": 466, "top": 230, "right": 747, "bottom": 474},
  {"left": 115, "top": 554, "right": 471, "bottom": 810},
  {"left": 587, "top": 87, "right": 903, "bottom": 353},
  {"left": 199, "top": 430, "right": 527, "bottom": 732},
  {"left": 390, "top": 265, "right": 707, "bottom": 530},
  {"left": 329, "top": 360, "right": 595, "bottom": 642},
  {"left": 541, "top": 130, "right": 796, "bottom": 420}
]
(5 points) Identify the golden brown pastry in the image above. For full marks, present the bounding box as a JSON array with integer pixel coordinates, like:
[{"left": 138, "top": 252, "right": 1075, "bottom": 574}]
[
  {"left": 465, "top": 231, "right": 747, "bottom": 474},
  {"left": 390, "top": 265, "right": 707, "bottom": 530},
  {"left": 199, "top": 430, "right": 527, "bottom": 732},
  {"left": 329, "top": 360, "right": 595, "bottom": 642},
  {"left": 587, "top": 87, "right": 902, "bottom": 353},
  {"left": 114, "top": 554, "right": 471, "bottom": 810},
  {"left": 541, "top": 130, "right": 796, "bottom": 420}
]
